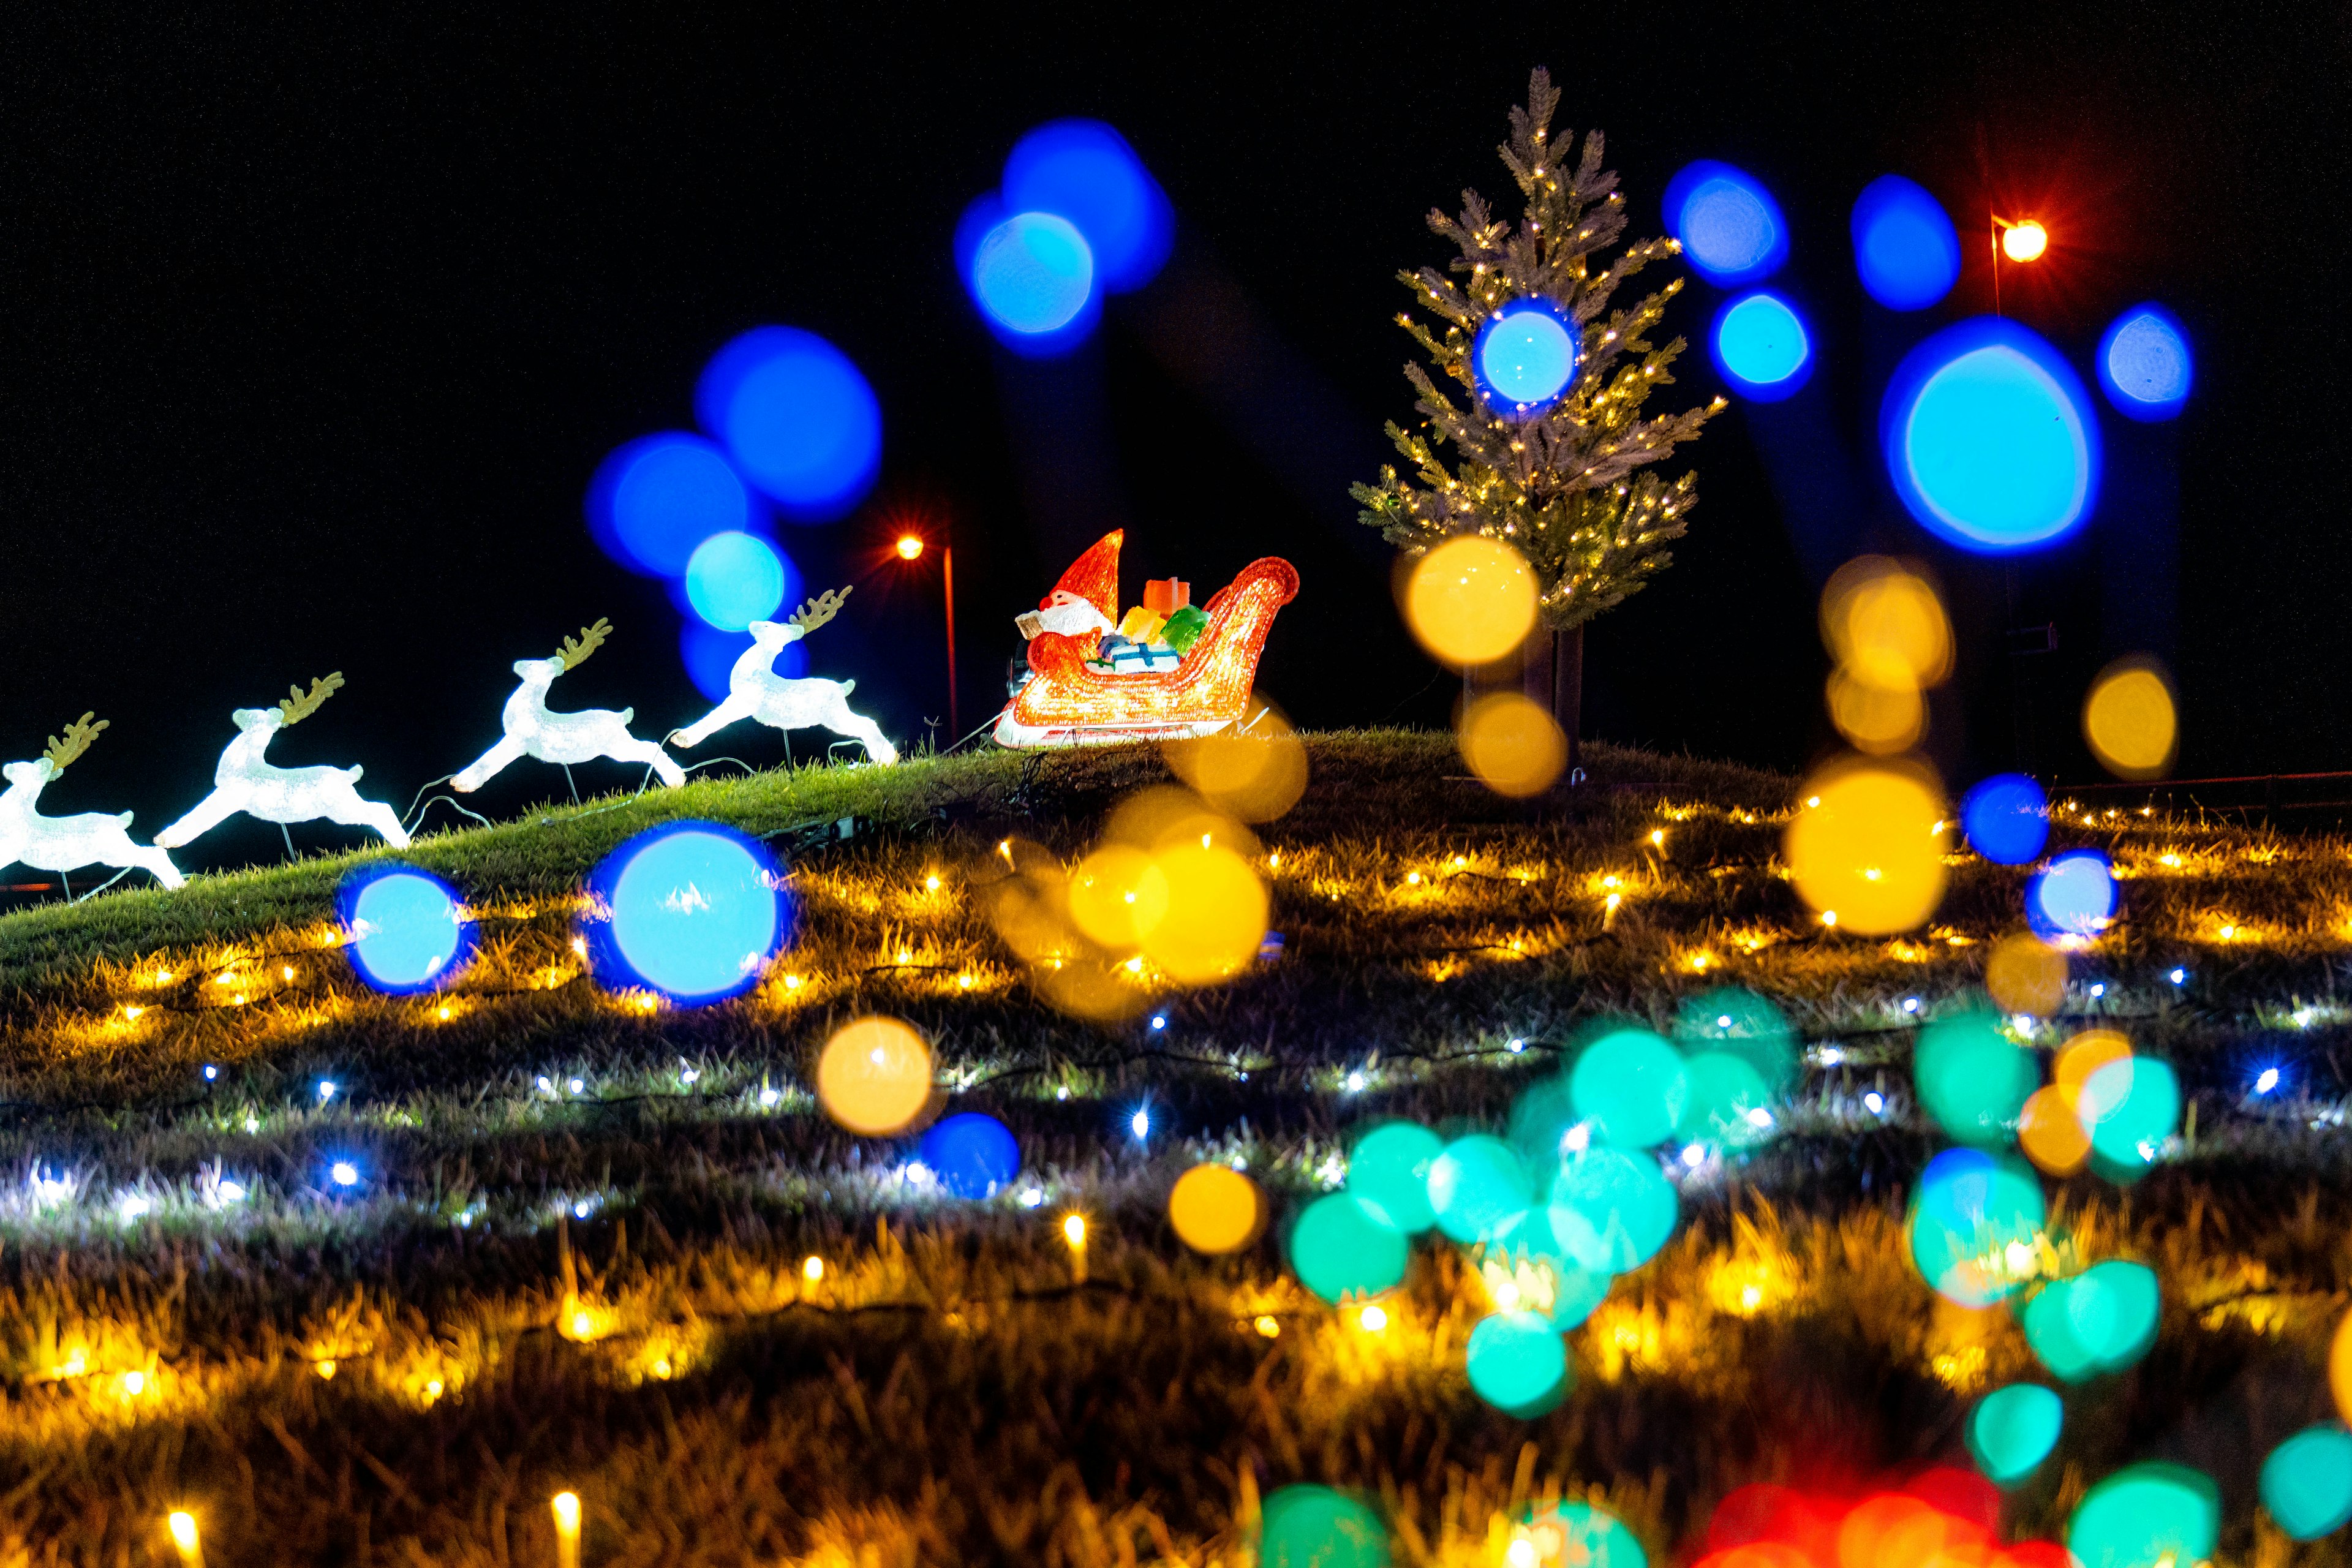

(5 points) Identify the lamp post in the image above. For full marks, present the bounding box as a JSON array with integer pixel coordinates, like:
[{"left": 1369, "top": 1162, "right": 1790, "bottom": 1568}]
[
  {"left": 1988, "top": 214, "right": 2047, "bottom": 317},
  {"left": 895, "top": 533, "right": 958, "bottom": 738}
]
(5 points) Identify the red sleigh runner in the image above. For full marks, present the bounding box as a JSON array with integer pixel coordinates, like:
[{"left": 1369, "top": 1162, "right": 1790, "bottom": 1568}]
[{"left": 993, "top": 531, "right": 1298, "bottom": 749}]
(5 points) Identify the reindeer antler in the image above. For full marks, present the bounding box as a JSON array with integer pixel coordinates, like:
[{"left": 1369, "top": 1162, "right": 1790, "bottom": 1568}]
[
  {"left": 278, "top": 673, "right": 345, "bottom": 726},
  {"left": 42, "top": 712, "right": 108, "bottom": 772},
  {"left": 788, "top": 586, "right": 853, "bottom": 636},
  {"left": 557, "top": 618, "right": 613, "bottom": 671}
]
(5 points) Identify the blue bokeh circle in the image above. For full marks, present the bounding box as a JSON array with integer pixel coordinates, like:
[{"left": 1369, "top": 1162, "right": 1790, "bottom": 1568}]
[
  {"left": 341, "top": 866, "right": 473, "bottom": 994},
  {"left": 1473, "top": 298, "right": 1580, "bottom": 413},
  {"left": 693, "top": 326, "right": 881, "bottom": 521},
  {"left": 1711, "top": 291, "right": 1812, "bottom": 400},
  {"left": 2029, "top": 850, "right": 2118, "bottom": 941},
  {"left": 961, "top": 200, "right": 1098, "bottom": 350},
  {"left": 2098, "top": 303, "right": 2193, "bottom": 421},
  {"left": 587, "top": 821, "right": 789, "bottom": 1004},
  {"left": 1002, "top": 119, "right": 1172, "bottom": 293},
  {"left": 1882, "top": 317, "right": 2102, "bottom": 553},
  {"left": 919, "top": 1113, "right": 1022, "bottom": 1199},
  {"left": 585, "top": 432, "right": 755, "bottom": 579},
  {"left": 683, "top": 531, "right": 791, "bottom": 633},
  {"left": 1850, "top": 175, "right": 1961, "bottom": 311},
  {"left": 1961, "top": 774, "right": 2050, "bottom": 865},
  {"left": 1665, "top": 160, "right": 1788, "bottom": 285}
]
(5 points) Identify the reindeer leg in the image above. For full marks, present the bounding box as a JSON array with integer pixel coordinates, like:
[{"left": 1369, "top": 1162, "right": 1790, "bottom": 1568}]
[
  {"left": 821, "top": 698, "right": 899, "bottom": 766},
  {"left": 562, "top": 764, "right": 578, "bottom": 804},
  {"left": 280, "top": 823, "right": 297, "bottom": 862},
  {"left": 615, "top": 737, "right": 686, "bottom": 788},
  {"left": 154, "top": 791, "right": 239, "bottom": 850},
  {"left": 129, "top": 844, "right": 186, "bottom": 891},
  {"left": 330, "top": 794, "right": 412, "bottom": 850},
  {"left": 452, "top": 735, "right": 528, "bottom": 793},
  {"left": 669, "top": 695, "right": 755, "bottom": 748}
]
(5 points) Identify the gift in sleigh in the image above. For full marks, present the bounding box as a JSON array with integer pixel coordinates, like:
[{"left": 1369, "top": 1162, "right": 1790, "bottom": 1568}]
[{"left": 992, "top": 530, "right": 1300, "bottom": 750}]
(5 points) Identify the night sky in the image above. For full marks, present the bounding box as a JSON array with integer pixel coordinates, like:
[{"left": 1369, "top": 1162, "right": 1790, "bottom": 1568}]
[{"left": 1, "top": 6, "right": 2344, "bottom": 872}]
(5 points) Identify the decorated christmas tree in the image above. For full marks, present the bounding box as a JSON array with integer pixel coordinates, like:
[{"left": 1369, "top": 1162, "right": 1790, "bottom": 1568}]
[{"left": 1353, "top": 68, "right": 1723, "bottom": 763}]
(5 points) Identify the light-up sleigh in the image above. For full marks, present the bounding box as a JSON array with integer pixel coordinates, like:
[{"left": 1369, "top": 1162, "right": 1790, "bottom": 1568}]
[{"left": 992, "top": 530, "right": 1298, "bottom": 750}]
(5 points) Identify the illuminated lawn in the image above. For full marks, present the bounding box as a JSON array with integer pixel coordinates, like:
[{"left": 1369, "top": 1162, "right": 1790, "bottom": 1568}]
[{"left": 1, "top": 732, "right": 2349, "bottom": 1562}]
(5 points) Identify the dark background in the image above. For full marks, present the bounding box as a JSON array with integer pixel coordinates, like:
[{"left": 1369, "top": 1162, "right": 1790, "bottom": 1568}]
[{"left": 0, "top": 4, "right": 2344, "bottom": 872}]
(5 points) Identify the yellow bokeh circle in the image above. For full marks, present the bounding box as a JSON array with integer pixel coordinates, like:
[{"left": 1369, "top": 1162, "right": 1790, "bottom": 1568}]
[
  {"left": 1403, "top": 536, "right": 1537, "bottom": 667},
  {"left": 1784, "top": 761, "right": 1948, "bottom": 935},
  {"left": 1168, "top": 1163, "right": 1263, "bottom": 1254},
  {"left": 1821, "top": 557, "right": 1951, "bottom": 690},
  {"left": 2332, "top": 1311, "right": 2352, "bottom": 1428},
  {"left": 2083, "top": 658, "right": 2177, "bottom": 779},
  {"left": 816, "top": 1017, "right": 934, "bottom": 1136},
  {"left": 1457, "top": 692, "right": 1567, "bottom": 797},
  {"left": 2018, "top": 1084, "right": 2091, "bottom": 1175},
  {"left": 2054, "top": 1028, "right": 2133, "bottom": 1101},
  {"left": 1066, "top": 845, "right": 1169, "bottom": 950},
  {"left": 1138, "top": 843, "right": 1268, "bottom": 983},
  {"left": 1162, "top": 706, "right": 1308, "bottom": 823},
  {"left": 1986, "top": 930, "right": 2067, "bottom": 1018},
  {"left": 1826, "top": 669, "right": 1926, "bottom": 755}
]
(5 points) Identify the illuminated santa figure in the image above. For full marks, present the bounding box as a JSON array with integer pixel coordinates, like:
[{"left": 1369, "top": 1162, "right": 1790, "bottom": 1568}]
[{"left": 993, "top": 530, "right": 1297, "bottom": 749}]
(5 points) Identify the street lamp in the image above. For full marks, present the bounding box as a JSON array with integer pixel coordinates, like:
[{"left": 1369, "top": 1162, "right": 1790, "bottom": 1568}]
[
  {"left": 894, "top": 533, "right": 957, "bottom": 736},
  {"left": 1989, "top": 214, "right": 2048, "bottom": 315}
]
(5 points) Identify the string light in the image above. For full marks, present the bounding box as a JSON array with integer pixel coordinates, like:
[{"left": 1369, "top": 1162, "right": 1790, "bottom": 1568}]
[
  {"left": 167, "top": 1512, "right": 201, "bottom": 1567},
  {"left": 551, "top": 1493, "right": 581, "bottom": 1568}
]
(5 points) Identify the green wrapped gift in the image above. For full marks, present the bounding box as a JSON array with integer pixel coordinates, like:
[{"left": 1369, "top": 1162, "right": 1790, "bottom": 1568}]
[{"left": 1161, "top": 605, "right": 1210, "bottom": 654}]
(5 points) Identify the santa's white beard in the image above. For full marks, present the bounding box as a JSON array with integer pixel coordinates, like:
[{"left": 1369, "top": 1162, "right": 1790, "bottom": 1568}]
[{"left": 1019, "top": 596, "right": 1117, "bottom": 639}]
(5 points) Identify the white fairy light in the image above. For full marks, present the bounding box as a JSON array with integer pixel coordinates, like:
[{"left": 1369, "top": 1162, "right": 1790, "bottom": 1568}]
[
  {"left": 156, "top": 675, "right": 410, "bottom": 849},
  {"left": 668, "top": 589, "right": 898, "bottom": 764},
  {"left": 0, "top": 714, "right": 185, "bottom": 889},
  {"left": 454, "top": 620, "right": 686, "bottom": 793}
]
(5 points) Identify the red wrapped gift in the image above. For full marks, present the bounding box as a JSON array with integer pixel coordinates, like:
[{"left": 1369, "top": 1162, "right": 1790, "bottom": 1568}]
[{"left": 1143, "top": 577, "right": 1190, "bottom": 616}]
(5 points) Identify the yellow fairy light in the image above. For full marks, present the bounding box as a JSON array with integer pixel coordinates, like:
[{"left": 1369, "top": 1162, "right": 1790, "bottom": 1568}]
[
  {"left": 802, "top": 1254, "right": 825, "bottom": 1284},
  {"left": 1061, "top": 1213, "right": 1088, "bottom": 1250},
  {"left": 167, "top": 1512, "right": 201, "bottom": 1567},
  {"left": 1357, "top": 1303, "right": 1389, "bottom": 1333},
  {"left": 1254, "top": 1315, "right": 1281, "bottom": 1339},
  {"left": 2002, "top": 219, "right": 2048, "bottom": 262},
  {"left": 551, "top": 1492, "right": 581, "bottom": 1568}
]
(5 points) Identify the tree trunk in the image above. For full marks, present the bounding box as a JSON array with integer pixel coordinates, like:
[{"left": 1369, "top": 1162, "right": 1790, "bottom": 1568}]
[{"left": 1522, "top": 624, "right": 1585, "bottom": 778}]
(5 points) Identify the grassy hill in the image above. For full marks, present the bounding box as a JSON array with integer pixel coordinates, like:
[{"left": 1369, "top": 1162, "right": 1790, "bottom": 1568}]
[{"left": 0, "top": 733, "right": 2348, "bottom": 1565}]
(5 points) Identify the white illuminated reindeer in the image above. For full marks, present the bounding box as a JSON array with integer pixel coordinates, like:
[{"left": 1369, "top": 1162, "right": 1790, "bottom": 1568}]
[
  {"left": 668, "top": 587, "right": 899, "bottom": 764},
  {"left": 156, "top": 674, "right": 412, "bottom": 850},
  {"left": 453, "top": 617, "right": 686, "bottom": 793},
  {"left": 0, "top": 714, "right": 186, "bottom": 891}
]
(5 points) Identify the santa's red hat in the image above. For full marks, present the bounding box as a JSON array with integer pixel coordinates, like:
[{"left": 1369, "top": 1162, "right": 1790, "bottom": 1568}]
[{"left": 1043, "top": 530, "right": 1121, "bottom": 621}]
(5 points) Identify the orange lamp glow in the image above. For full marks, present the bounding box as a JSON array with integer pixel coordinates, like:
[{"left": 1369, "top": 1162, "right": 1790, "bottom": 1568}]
[
  {"left": 895, "top": 534, "right": 925, "bottom": 560},
  {"left": 2002, "top": 221, "right": 2048, "bottom": 263}
]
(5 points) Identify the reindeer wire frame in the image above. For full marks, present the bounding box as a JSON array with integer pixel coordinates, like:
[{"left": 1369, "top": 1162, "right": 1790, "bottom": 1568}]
[
  {"left": 43, "top": 713, "right": 109, "bottom": 774},
  {"left": 277, "top": 673, "right": 345, "bottom": 727},
  {"left": 557, "top": 619, "right": 613, "bottom": 671}
]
